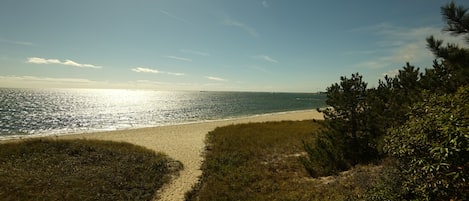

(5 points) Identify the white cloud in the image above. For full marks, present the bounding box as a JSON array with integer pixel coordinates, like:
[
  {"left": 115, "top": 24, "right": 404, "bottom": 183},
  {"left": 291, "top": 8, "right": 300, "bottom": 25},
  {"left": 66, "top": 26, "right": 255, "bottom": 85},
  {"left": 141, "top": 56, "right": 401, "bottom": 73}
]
[
  {"left": 27, "top": 57, "right": 102, "bottom": 68},
  {"left": 262, "top": 1, "right": 269, "bottom": 8},
  {"left": 165, "top": 55, "right": 192, "bottom": 62},
  {"left": 179, "top": 49, "right": 210, "bottom": 56},
  {"left": 352, "top": 23, "right": 469, "bottom": 70},
  {"left": 132, "top": 67, "right": 159, "bottom": 74},
  {"left": 357, "top": 60, "right": 389, "bottom": 69},
  {"left": 254, "top": 55, "right": 278, "bottom": 63},
  {"left": 223, "top": 18, "right": 259, "bottom": 37},
  {"left": 131, "top": 67, "right": 184, "bottom": 76},
  {"left": 382, "top": 69, "right": 400, "bottom": 78},
  {"left": 166, "top": 72, "right": 185, "bottom": 76},
  {"left": 205, "top": 76, "right": 227, "bottom": 82},
  {"left": 27, "top": 57, "right": 57, "bottom": 64}
]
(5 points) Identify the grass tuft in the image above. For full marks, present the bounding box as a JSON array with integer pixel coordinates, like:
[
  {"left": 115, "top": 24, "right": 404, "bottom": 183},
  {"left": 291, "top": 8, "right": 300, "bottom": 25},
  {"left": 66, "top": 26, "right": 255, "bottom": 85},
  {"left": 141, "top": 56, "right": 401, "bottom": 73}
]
[{"left": 0, "top": 138, "right": 182, "bottom": 201}]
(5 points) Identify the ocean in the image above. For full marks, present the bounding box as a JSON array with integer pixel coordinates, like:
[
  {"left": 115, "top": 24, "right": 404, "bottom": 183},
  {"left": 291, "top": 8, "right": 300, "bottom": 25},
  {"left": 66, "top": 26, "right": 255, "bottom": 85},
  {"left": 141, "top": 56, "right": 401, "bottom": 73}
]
[{"left": 0, "top": 88, "right": 326, "bottom": 139}]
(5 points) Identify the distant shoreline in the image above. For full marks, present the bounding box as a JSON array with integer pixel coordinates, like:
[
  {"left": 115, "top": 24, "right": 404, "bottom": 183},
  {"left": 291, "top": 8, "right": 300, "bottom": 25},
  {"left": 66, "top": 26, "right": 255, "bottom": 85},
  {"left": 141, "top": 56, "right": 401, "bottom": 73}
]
[
  {"left": 0, "top": 109, "right": 322, "bottom": 141},
  {"left": 0, "top": 88, "right": 326, "bottom": 140}
]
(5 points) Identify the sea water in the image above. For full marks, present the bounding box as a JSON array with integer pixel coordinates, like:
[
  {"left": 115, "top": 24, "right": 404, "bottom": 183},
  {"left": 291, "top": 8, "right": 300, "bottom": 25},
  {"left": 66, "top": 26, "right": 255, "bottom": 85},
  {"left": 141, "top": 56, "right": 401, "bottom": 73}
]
[{"left": 0, "top": 88, "right": 326, "bottom": 139}]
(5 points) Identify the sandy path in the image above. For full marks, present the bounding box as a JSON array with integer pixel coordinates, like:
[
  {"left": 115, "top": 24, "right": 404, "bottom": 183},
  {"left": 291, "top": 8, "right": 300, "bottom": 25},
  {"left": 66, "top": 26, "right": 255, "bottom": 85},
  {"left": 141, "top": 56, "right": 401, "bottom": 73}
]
[{"left": 59, "top": 110, "right": 324, "bottom": 201}]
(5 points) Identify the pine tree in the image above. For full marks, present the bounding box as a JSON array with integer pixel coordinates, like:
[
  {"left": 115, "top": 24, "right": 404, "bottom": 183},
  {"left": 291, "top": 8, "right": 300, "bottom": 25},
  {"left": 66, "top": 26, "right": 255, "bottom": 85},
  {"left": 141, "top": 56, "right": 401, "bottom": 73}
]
[{"left": 422, "top": 2, "right": 469, "bottom": 93}]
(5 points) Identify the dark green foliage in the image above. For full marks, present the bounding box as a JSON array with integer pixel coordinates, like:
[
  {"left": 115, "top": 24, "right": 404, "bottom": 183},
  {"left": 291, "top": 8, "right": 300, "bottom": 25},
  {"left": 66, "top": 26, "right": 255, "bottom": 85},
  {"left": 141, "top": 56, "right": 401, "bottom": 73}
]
[
  {"left": 423, "top": 37, "right": 469, "bottom": 93},
  {"left": 441, "top": 1, "right": 469, "bottom": 41},
  {"left": 384, "top": 86, "right": 469, "bottom": 200},
  {"left": 320, "top": 73, "right": 377, "bottom": 165},
  {"left": 378, "top": 3, "right": 469, "bottom": 199},
  {"left": 0, "top": 139, "right": 182, "bottom": 201},
  {"left": 422, "top": 2, "right": 469, "bottom": 93},
  {"left": 300, "top": 122, "right": 347, "bottom": 177},
  {"left": 303, "top": 2, "right": 469, "bottom": 181},
  {"left": 301, "top": 6, "right": 469, "bottom": 201},
  {"left": 321, "top": 73, "right": 368, "bottom": 125}
]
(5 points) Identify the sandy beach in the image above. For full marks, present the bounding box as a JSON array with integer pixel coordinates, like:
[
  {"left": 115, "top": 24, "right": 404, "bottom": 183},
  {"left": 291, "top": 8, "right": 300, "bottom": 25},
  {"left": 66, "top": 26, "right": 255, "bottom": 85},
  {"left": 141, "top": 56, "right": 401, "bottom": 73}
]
[{"left": 59, "top": 109, "right": 324, "bottom": 201}]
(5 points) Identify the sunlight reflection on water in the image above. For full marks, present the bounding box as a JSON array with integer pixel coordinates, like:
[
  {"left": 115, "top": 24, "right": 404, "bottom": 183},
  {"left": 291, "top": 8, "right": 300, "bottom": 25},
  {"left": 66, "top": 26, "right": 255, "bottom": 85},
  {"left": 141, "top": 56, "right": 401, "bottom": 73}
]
[{"left": 0, "top": 88, "right": 326, "bottom": 138}]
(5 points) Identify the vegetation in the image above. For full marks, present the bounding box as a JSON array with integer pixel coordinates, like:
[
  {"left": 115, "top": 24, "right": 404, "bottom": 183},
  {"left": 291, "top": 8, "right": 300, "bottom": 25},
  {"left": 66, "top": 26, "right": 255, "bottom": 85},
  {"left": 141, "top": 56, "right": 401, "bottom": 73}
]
[
  {"left": 301, "top": 1, "right": 469, "bottom": 200},
  {"left": 385, "top": 86, "right": 468, "bottom": 200},
  {"left": 185, "top": 120, "right": 387, "bottom": 201},
  {"left": 0, "top": 139, "right": 182, "bottom": 201}
]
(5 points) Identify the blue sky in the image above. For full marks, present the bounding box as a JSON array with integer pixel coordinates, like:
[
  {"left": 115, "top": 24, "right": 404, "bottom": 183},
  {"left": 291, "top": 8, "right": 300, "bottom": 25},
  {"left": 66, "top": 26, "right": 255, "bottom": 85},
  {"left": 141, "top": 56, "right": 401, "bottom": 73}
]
[{"left": 0, "top": 0, "right": 467, "bottom": 92}]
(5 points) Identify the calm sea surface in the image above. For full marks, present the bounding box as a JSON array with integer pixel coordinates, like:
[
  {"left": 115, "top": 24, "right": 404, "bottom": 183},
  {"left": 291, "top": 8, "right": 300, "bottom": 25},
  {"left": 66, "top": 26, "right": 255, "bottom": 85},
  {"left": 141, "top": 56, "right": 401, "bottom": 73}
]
[{"left": 0, "top": 88, "right": 326, "bottom": 139}]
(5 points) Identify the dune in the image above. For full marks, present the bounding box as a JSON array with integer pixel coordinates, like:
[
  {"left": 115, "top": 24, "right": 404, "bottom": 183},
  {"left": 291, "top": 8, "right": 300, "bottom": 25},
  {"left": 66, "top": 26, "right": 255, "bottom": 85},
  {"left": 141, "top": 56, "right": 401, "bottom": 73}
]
[{"left": 59, "top": 109, "right": 324, "bottom": 201}]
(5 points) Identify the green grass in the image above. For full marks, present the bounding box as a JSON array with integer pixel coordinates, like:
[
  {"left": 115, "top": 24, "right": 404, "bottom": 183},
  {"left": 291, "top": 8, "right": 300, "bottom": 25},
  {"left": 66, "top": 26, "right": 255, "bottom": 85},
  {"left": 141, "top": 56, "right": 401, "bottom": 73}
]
[
  {"left": 0, "top": 138, "right": 182, "bottom": 201},
  {"left": 186, "top": 120, "right": 384, "bottom": 201}
]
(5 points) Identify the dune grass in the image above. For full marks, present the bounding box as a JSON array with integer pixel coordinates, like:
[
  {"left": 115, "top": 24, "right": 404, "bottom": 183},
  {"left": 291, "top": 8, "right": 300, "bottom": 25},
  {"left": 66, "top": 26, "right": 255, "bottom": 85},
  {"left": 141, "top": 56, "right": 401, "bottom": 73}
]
[
  {"left": 0, "top": 138, "right": 182, "bottom": 201},
  {"left": 186, "top": 120, "right": 384, "bottom": 201}
]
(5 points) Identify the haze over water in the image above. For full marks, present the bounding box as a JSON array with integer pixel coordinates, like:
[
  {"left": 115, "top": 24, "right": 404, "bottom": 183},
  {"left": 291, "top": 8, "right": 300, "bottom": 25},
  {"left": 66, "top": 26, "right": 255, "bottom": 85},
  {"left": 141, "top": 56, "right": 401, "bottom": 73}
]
[{"left": 0, "top": 88, "right": 326, "bottom": 139}]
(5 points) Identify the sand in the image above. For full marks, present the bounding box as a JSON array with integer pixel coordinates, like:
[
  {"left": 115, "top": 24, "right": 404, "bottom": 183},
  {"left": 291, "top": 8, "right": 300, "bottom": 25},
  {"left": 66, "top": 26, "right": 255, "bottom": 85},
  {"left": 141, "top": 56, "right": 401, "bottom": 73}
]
[{"left": 59, "top": 109, "right": 324, "bottom": 201}]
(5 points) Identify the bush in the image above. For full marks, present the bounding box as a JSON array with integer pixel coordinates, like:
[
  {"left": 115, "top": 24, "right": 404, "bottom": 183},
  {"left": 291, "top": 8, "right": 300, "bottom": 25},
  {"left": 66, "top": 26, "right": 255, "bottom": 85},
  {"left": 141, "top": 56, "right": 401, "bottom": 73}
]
[
  {"left": 300, "top": 121, "right": 348, "bottom": 177},
  {"left": 384, "top": 86, "right": 469, "bottom": 200}
]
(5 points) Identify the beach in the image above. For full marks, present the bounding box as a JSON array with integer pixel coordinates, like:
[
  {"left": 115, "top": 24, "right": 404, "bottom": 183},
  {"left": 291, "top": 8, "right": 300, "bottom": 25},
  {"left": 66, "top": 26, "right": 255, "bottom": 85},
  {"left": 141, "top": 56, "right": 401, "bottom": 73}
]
[{"left": 58, "top": 109, "right": 324, "bottom": 201}]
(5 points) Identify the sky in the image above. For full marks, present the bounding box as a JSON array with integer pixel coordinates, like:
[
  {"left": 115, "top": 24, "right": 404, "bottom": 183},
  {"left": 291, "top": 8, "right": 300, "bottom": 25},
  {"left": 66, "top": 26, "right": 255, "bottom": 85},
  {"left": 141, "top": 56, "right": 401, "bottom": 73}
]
[{"left": 0, "top": 0, "right": 468, "bottom": 92}]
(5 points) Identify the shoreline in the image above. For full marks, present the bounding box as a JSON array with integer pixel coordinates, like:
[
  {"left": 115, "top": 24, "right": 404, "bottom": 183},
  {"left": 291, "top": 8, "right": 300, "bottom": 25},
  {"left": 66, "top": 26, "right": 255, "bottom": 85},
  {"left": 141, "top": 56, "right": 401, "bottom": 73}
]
[
  {"left": 2, "top": 109, "right": 324, "bottom": 201},
  {"left": 0, "top": 109, "right": 322, "bottom": 141}
]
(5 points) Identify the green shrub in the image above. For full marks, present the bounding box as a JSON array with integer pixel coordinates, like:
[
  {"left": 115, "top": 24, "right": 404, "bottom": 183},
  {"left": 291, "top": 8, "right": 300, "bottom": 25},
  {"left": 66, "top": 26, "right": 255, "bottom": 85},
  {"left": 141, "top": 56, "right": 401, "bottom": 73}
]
[
  {"left": 300, "top": 121, "right": 348, "bottom": 177},
  {"left": 384, "top": 86, "right": 469, "bottom": 200}
]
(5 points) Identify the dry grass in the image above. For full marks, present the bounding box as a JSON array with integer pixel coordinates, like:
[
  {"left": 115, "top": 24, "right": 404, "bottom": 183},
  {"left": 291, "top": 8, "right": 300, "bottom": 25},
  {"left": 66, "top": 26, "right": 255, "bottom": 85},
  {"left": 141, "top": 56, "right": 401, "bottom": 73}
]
[
  {"left": 0, "top": 138, "right": 182, "bottom": 201},
  {"left": 186, "top": 120, "right": 384, "bottom": 201}
]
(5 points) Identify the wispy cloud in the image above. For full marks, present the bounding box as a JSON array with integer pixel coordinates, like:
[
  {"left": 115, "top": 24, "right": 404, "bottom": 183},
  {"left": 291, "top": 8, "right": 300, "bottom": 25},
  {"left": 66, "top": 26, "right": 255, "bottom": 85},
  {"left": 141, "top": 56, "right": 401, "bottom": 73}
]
[
  {"left": 131, "top": 67, "right": 184, "bottom": 76},
  {"left": 0, "top": 75, "right": 94, "bottom": 84},
  {"left": 223, "top": 18, "right": 259, "bottom": 37},
  {"left": 27, "top": 57, "right": 102, "bottom": 69},
  {"left": 254, "top": 55, "right": 278, "bottom": 63},
  {"left": 205, "top": 76, "right": 227, "bottom": 82},
  {"left": 0, "top": 75, "right": 203, "bottom": 90},
  {"left": 262, "top": 1, "right": 269, "bottom": 8},
  {"left": 342, "top": 50, "right": 378, "bottom": 56},
  {"left": 0, "top": 38, "right": 34, "bottom": 46},
  {"left": 132, "top": 67, "right": 159, "bottom": 74},
  {"left": 356, "top": 60, "right": 389, "bottom": 69},
  {"left": 0, "top": 75, "right": 105, "bottom": 89},
  {"left": 166, "top": 72, "right": 185, "bottom": 76},
  {"left": 249, "top": 65, "right": 268, "bottom": 72},
  {"left": 350, "top": 23, "right": 469, "bottom": 70},
  {"left": 179, "top": 49, "right": 210, "bottom": 56},
  {"left": 160, "top": 10, "right": 189, "bottom": 24},
  {"left": 382, "top": 69, "right": 400, "bottom": 77},
  {"left": 165, "top": 55, "right": 192, "bottom": 62},
  {"left": 132, "top": 80, "right": 212, "bottom": 91}
]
